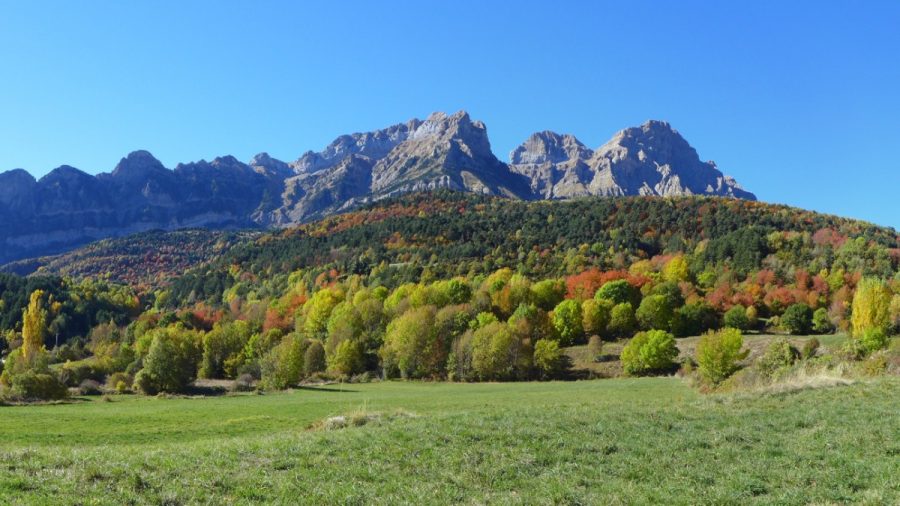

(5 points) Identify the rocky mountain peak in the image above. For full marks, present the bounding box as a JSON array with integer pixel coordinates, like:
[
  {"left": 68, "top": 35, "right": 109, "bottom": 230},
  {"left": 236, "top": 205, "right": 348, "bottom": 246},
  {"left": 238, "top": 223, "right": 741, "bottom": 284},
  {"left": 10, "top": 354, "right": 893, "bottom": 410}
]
[
  {"left": 509, "top": 131, "right": 592, "bottom": 165},
  {"left": 110, "top": 150, "right": 167, "bottom": 180},
  {"left": 249, "top": 152, "right": 292, "bottom": 178},
  {"left": 292, "top": 119, "right": 421, "bottom": 174}
]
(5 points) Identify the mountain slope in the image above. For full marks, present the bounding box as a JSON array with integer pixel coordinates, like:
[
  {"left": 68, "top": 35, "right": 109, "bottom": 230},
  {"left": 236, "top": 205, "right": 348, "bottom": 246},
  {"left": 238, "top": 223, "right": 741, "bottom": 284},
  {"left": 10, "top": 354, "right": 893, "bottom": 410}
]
[{"left": 0, "top": 112, "right": 755, "bottom": 263}]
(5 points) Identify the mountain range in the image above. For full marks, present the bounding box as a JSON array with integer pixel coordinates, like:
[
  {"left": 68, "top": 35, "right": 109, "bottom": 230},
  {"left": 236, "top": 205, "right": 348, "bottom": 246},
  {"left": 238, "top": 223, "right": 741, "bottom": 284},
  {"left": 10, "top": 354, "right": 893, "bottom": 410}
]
[{"left": 0, "top": 111, "right": 753, "bottom": 264}]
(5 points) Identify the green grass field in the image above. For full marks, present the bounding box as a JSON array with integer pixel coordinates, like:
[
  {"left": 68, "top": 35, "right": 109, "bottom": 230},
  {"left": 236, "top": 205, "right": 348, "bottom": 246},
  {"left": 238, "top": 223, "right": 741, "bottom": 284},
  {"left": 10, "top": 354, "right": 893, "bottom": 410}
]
[{"left": 1, "top": 376, "right": 897, "bottom": 505}]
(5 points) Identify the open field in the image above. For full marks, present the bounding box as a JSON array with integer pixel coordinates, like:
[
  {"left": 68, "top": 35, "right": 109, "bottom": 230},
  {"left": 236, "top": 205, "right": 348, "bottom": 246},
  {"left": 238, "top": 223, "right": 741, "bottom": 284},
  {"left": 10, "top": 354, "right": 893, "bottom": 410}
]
[{"left": 1, "top": 376, "right": 898, "bottom": 505}]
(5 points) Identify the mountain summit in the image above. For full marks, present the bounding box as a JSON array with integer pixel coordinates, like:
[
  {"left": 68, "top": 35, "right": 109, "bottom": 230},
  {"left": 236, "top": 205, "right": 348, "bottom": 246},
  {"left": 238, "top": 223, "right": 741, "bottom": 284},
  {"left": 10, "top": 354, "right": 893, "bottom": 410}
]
[
  {"left": 0, "top": 112, "right": 754, "bottom": 263},
  {"left": 509, "top": 121, "right": 753, "bottom": 200}
]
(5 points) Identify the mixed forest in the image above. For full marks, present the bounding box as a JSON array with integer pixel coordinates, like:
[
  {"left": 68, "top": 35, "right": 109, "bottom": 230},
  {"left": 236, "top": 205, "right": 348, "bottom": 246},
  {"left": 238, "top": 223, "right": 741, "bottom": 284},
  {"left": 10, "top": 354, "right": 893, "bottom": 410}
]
[{"left": 1, "top": 192, "right": 898, "bottom": 401}]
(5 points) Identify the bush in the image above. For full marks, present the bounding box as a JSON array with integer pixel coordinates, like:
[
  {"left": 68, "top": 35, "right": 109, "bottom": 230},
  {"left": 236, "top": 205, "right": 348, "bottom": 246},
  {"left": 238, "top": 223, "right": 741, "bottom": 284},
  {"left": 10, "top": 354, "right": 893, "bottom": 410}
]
[
  {"left": 695, "top": 328, "right": 748, "bottom": 385},
  {"left": 620, "top": 330, "right": 678, "bottom": 376},
  {"left": 811, "top": 308, "right": 834, "bottom": 334},
  {"left": 781, "top": 304, "right": 813, "bottom": 335},
  {"left": 756, "top": 338, "right": 798, "bottom": 377},
  {"left": 3, "top": 370, "right": 68, "bottom": 401},
  {"left": 858, "top": 328, "right": 889, "bottom": 354},
  {"left": 801, "top": 338, "right": 820, "bottom": 360},
  {"left": 723, "top": 305, "right": 750, "bottom": 330},
  {"left": 105, "top": 372, "right": 132, "bottom": 391},
  {"left": 533, "top": 339, "right": 563, "bottom": 379}
]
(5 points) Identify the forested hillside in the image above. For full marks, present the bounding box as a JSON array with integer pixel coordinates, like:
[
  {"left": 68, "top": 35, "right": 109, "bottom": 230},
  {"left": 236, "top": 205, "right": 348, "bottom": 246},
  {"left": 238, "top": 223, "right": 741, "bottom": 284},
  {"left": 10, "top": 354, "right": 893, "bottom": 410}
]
[
  {"left": 2, "top": 229, "right": 257, "bottom": 289},
  {"left": 1, "top": 191, "right": 898, "bottom": 401},
  {"left": 170, "top": 192, "right": 898, "bottom": 306}
]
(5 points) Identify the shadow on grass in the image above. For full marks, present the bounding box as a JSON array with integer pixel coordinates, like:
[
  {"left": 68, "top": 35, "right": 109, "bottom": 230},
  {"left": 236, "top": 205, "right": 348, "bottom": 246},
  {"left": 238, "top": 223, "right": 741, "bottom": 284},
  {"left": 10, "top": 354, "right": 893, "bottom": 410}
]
[{"left": 295, "top": 385, "right": 359, "bottom": 393}]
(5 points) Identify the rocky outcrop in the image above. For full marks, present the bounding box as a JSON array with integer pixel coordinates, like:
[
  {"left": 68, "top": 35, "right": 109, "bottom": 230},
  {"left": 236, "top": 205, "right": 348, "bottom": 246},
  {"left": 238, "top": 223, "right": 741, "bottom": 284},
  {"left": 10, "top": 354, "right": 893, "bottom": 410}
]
[
  {"left": 0, "top": 112, "right": 754, "bottom": 263},
  {"left": 509, "top": 121, "right": 755, "bottom": 200}
]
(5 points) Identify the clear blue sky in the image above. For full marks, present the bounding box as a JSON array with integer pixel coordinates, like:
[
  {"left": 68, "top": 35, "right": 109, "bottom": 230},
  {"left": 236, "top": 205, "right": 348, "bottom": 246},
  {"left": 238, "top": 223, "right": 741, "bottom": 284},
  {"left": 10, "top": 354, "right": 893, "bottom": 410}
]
[{"left": 1, "top": 1, "right": 898, "bottom": 228}]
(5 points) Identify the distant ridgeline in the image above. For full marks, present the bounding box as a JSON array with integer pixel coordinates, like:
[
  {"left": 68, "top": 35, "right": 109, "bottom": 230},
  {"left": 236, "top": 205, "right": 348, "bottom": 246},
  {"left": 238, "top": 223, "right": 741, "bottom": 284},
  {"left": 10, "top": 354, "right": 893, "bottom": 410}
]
[{"left": 0, "top": 111, "right": 754, "bottom": 264}]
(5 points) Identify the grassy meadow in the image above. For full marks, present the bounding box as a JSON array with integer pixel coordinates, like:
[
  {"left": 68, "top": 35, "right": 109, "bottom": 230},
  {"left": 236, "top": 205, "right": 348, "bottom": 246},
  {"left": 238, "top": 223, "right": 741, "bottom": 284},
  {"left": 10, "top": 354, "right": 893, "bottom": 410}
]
[{"left": 1, "top": 374, "right": 898, "bottom": 505}]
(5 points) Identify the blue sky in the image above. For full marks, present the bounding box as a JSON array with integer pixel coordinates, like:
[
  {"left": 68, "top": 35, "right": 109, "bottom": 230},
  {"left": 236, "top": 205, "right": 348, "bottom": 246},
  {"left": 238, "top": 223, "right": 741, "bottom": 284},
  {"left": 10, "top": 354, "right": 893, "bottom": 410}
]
[{"left": 1, "top": 1, "right": 898, "bottom": 228}]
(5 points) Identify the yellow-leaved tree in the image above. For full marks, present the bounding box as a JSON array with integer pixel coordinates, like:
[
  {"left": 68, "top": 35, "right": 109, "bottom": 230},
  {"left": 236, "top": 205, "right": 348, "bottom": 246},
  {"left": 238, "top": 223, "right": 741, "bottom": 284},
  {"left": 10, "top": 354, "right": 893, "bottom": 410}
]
[
  {"left": 851, "top": 278, "right": 891, "bottom": 336},
  {"left": 21, "top": 289, "right": 49, "bottom": 364}
]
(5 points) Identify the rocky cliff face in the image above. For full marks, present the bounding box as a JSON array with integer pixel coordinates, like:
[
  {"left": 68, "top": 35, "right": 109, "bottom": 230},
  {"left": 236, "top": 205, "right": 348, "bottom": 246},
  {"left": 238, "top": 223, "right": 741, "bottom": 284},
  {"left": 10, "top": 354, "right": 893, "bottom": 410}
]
[
  {"left": 0, "top": 112, "right": 754, "bottom": 263},
  {"left": 508, "top": 121, "right": 754, "bottom": 200}
]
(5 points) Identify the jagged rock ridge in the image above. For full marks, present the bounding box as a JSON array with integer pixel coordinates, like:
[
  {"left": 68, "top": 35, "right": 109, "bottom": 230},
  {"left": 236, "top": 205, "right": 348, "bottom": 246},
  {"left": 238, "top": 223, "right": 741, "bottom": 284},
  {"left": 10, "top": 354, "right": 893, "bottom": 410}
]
[{"left": 0, "top": 112, "right": 754, "bottom": 263}]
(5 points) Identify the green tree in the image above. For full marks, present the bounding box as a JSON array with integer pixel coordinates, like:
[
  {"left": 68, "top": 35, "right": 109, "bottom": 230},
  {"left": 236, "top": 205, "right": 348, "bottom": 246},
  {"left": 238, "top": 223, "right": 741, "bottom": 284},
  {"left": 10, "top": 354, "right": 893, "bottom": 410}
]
[
  {"left": 551, "top": 299, "right": 583, "bottom": 346},
  {"left": 723, "top": 305, "right": 750, "bottom": 330},
  {"left": 303, "top": 340, "right": 327, "bottom": 376},
  {"left": 595, "top": 280, "right": 638, "bottom": 306},
  {"left": 302, "top": 288, "right": 343, "bottom": 337},
  {"left": 782, "top": 303, "right": 813, "bottom": 335},
  {"left": 695, "top": 328, "right": 748, "bottom": 385},
  {"left": 533, "top": 339, "right": 564, "bottom": 379},
  {"left": 635, "top": 294, "right": 674, "bottom": 331},
  {"left": 531, "top": 279, "right": 566, "bottom": 311},
  {"left": 620, "top": 330, "right": 678, "bottom": 376},
  {"left": 608, "top": 302, "right": 637, "bottom": 337},
  {"left": 381, "top": 306, "right": 445, "bottom": 379},
  {"left": 133, "top": 328, "right": 201, "bottom": 394},
  {"left": 582, "top": 298, "right": 613, "bottom": 337},
  {"left": 259, "top": 334, "right": 307, "bottom": 389},
  {"left": 470, "top": 322, "right": 525, "bottom": 381},
  {"left": 811, "top": 308, "right": 834, "bottom": 334},
  {"left": 328, "top": 339, "right": 364, "bottom": 377}
]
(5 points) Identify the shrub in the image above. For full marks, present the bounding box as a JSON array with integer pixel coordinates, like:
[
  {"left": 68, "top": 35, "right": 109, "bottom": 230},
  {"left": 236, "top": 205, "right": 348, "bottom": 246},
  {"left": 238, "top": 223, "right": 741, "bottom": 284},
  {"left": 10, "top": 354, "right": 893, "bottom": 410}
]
[
  {"left": 587, "top": 335, "right": 604, "bottom": 362},
  {"left": 858, "top": 328, "right": 889, "bottom": 354},
  {"left": 801, "top": 338, "right": 820, "bottom": 360},
  {"left": 723, "top": 305, "right": 750, "bottom": 330},
  {"left": 259, "top": 335, "right": 307, "bottom": 390},
  {"left": 620, "top": 330, "right": 678, "bottom": 376},
  {"left": 695, "top": 328, "right": 748, "bottom": 385},
  {"left": 811, "top": 308, "right": 834, "bottom": 334},
  {"left": 105, "top": 372, "right": 132, "bottom": 391},
  {"left": 756, "top": 338, "right": 798, "bottom": 377},
  {"left": 533, "top": 339, "right": 563, "bottom": 379},
  {"left": 3, "top": 370, "right": 68, "bottom": 401},
  {"left": 781, "top": 304, "right": 813, "bottom": 335}
]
